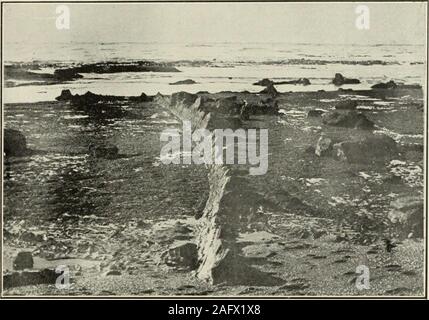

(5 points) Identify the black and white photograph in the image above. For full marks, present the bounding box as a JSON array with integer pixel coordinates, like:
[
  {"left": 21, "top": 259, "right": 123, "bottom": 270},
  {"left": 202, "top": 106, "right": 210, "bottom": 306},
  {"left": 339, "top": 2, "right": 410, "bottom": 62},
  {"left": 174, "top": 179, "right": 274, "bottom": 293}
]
[{"left": 1, "top": 1, "right": 427, "bottom": 299}]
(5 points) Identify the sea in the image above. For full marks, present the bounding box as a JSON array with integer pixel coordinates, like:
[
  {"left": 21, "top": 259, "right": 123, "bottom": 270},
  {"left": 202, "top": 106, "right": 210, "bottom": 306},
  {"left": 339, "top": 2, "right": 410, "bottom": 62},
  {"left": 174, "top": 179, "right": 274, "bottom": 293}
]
[{"left": 3, "top": 42, "right": 426, "bottom": 103}]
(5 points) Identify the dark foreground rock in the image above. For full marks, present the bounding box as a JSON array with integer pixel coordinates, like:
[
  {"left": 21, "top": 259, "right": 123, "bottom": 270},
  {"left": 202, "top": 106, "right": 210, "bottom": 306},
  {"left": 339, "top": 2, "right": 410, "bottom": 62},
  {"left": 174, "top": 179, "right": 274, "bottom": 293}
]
[
  {"left": 322, "top": 111, "right": 374, "bottom": 129},
  {"left": 4, "top": 129, "right": 29, "bottom": 157},
  {"left": 55, "top": 61, "right": 180, "bottom": 75},
  {"left": 332, "top": 73, "right": 360, "bottom": 86},
  {"left": 170, "top": 79, "right": 197, "bottom": 85},
  {"left": 333, "top": 135, "right": 398, "bottom": 164},
  {"left": 388, "top": 196, "right": 423, "bottom": 238},
  {"left": 3, "top": 269, "right": 57, "bottom": 289},
  {"left": 13, "top": 252, "right": 34, "bottom": 270},
  {"left": 129, "top": 92, "right": 153, "bottom": 102}
]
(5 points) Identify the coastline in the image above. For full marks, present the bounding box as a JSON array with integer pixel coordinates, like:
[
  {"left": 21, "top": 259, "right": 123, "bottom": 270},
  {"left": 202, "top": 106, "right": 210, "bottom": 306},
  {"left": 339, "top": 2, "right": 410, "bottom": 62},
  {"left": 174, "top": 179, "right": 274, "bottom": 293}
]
[{"left": 3, "top": 85, "right": 424, "bottom": 296}]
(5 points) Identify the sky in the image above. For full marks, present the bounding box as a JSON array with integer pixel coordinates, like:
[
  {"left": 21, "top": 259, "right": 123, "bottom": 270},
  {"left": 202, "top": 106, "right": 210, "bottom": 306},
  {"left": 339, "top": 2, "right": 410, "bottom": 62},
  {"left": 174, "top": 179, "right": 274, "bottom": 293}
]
[{"left": 2, "top": 2, "right": 427, "bottom": 45}]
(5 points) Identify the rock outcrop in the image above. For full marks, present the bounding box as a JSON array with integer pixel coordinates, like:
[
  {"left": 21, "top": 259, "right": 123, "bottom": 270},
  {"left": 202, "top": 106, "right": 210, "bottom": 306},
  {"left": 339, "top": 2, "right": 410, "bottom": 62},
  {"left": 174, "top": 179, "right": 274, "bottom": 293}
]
[
  {"left": 3, "top": 269, "right": 57, "bottom": 289},
  {"left": 55, "top": 61, "right": 180, "bottom": 76},
  {"left": 170, "top": 79, "right": 197, "bottom": 85},
  {"left": 332, "top": 73, "right": 360, "bottom": 86},
  {"left": 13, "top": 252, "right": 34, "bottom": 270},
  {"left": 254, "top": 78, "right": 311, "bottom": 86},
  {"left": 333, "top": 135, "right": 398, "bottom": 164},
  {"left": 154, "top": 92, "right": 283, "bottom": 286},
  {"left": 4, "top": 128, "right": 29, "bottom": 157}
]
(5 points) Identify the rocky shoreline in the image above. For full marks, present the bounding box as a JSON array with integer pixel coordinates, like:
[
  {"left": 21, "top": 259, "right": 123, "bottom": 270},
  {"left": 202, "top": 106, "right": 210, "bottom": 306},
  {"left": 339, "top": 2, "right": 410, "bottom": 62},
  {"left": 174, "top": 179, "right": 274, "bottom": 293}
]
[{"left": 3, "top": 79, "right": 424, "bottom": 296}]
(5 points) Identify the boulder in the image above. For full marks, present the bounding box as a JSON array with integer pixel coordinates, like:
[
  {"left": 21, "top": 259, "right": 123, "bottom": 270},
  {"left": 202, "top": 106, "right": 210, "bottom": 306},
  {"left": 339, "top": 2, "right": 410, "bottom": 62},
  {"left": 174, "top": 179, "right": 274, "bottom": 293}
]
[
  {"left": 333, "top": 135, "right": 398, "bottom": 164},
  {"left": 53, "top": 69, "right": 83, "bottom": 81},
  {"left": 55, "top": 89, "right": 74, "bottom": 101},
  {"left": 243, "top": 98, "right": 279, "bottom": 116},
  {"left": 89, "top": 143, "right": 119, "bottom": 159},
  {"left": 335, "top": 100, "right": 358, "bottom": 110},
  {"left": 161, "top": 242, "right": 198, "bottom": 270},
  {"left": 371, "top": 80, "right": 397, "bottom": 89},
  {"left": 13, "top": 252, "right": 34, "bottom": 270},
  {"left": 315, "top": 136, "right": 333, "bottom": 157},
  {"left": 169, "top": 79, "right": 197, "bottom": 85},
  {"left": 3, "top": 268, "right": 57, "bottom": 289},
  {"left": 332, "top": 73, "right": 360, "bottom": 86},
  {"left": 4, "top": 128, "right": 28, "bottom": 157},
  {"left": 388, "top": 196, "right": 423, "bottom": 238},
  {"left": 130, "top": 92, "right": 152, "bottom": 102},
  {"left": 322, "top": 111, "right": 374, "bottom": 130}
]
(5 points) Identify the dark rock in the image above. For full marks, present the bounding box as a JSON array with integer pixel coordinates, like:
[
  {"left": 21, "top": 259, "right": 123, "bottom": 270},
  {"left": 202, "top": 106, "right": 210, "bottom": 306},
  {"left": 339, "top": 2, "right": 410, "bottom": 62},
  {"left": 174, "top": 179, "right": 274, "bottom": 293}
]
[
  {"left": 3, "top": 268, "right": 57, "bottom": 288},
  {"left": 13, "top": 252, "right": 34, "bottom": 270},
  {"left": 254, "top": 78, "right": 310, "bottom": 86},
  {"left": 170, "top": 79, "right": 197, "bottom": 85},
  {"left": 259, "top": 83, "right": 278, "bottom": 96},
  {"left": 162, "top": 242, "right": 198, "bottom": 270},
  {"left": 307, "top": 109, "right": 325, "bottom": 117},
  {"left": 253, "top": 78, "right": 274, "bottom": 86},
  {"left": 333, "top": 134, "right": 398, "bottom": 164},
  {"left": 55, "top": 89, "right": 74, "bottom": 101},
  {"left": 53, "top": 69, "right": 83, "bottom": 81},
  {"left": 170, "top": 91, "right": 198, "bottom": 107},
  {"left": 4, "top": 128, "right": 29, "bottom": 157},
  {"left": 371, "top": 80, "right": 397, "bottom": 89},
  {"left": 322, "top": 111, "right": 374, "bottom": 129},
  {"left": 332, "top": 73, "right": 360, "bottom": 86},
  {"left": 335, "top": 100, "right": 358, "bottom": 110},
  {"left": 55, "top": 61, "right": 180, "bottom": 76},
  {"left": 388, "top": 196, "right": 423, "bottom": 238},
  {"left": 130, "top": 92, "right": 152, "bottom": 102},
  {"left": 276, "top": 78, "right": 311, "bottom": 85},
  {"left": 89, "top": 143, "right": 119, "bottom": 159}
]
